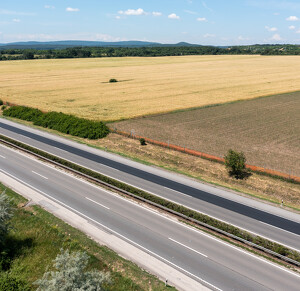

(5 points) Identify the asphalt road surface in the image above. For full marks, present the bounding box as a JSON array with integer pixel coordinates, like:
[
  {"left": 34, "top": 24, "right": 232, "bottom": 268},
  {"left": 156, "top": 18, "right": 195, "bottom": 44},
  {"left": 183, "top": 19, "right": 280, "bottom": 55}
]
[
  {"left": 1, "top": 144, "right": 300, "bottom": 290},
  {"left": 0, "top": 118, "right": 300, "bottom": 254}
]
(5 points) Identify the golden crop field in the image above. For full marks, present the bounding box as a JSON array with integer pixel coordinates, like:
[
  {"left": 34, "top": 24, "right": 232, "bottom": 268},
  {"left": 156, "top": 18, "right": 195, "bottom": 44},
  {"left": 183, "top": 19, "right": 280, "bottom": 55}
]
[{"left": 1, "top": 55, "right": 300, "bottom": 121}]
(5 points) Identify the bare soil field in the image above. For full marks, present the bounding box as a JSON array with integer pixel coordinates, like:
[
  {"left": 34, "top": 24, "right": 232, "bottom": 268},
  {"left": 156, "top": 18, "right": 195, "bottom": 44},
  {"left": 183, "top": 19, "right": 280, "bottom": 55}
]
[
  {"left": 1, "top": 55, "right": 300, "bottom": 121},
  {"left": 113, "top": 92, "right": 300, "bottom": 176}
]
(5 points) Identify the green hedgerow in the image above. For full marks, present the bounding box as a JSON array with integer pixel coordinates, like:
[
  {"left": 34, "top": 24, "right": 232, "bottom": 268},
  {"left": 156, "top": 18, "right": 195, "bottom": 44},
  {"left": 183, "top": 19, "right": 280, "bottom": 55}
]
[{"left": 2, "top": 106, "right": 109, "bottom": 140}]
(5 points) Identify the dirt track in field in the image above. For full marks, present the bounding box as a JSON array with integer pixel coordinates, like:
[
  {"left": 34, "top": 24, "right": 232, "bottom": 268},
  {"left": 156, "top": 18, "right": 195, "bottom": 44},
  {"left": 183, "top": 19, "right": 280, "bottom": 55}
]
[{"left": 113, "top": 92, "right": 300, "bottom": 176}]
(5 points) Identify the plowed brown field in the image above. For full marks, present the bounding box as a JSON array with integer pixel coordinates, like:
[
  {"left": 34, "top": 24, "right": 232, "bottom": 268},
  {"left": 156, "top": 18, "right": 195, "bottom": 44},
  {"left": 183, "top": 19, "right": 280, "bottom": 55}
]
[{"left": 113, "top": 92, "right": 300, "bottom": 176}]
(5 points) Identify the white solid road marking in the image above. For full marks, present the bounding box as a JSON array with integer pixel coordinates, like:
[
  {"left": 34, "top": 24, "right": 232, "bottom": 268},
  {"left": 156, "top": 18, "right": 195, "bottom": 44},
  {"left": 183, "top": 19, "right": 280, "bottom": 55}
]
[
  {"left": 0, "top": 154, "right": 6, "bottom": 159},
  {"left": 1, "top": 141, "right": 300, "bottom": 254},
  {"left": 0, "top": 130, "right": 298, "bottom": 224},
  {"left": 85, "top": 197, "right": 110, "bottom": 210},
  {"left": 169, "top": 238, "right": 208, "bottom": 258},
  {"left": 1, "top": 142, "right": 300, "bottom": 253},
  {"left": 260, "top": 221, "right": 300, "bottom": 237},
  {"left": 0, "top": 168, "right": 222, "bottom": 291},
  {"left": 4, "top": 133, "right": 297, "bottom": 243},
  {"left": 2, "top": 168, "right": 300, "bottom": 280},
  {"left": 32, "top": 171, "right": 48, "bottom": 180},
  {"left": 54, "top": 146, "right": 67, "bottom": 152}
]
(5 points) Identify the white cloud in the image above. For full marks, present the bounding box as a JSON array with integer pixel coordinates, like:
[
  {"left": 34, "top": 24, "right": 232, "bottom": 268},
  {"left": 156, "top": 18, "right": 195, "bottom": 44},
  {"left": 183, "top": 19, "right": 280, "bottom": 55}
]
[
  {"left": 45, "top": 5, "right": 55, "bottom": 9},
  {"left": 296, "top": 29, "right": 300, "bottom": 33},
  {"left": 1, "top": 33, "right": 125, "bottom": 43},
  {"left": 152, "top": 12, "right": 162, "bottom": 17},
  {"left": 238, "top": 36, "right": 250, "bottom": 41},
  {"left": 66, "top": 7, "right": 79, "bottom": 12},
  {"left": 93, "top": 33, "right": 123, "bottom": 41},
  {"left": 115, "top": 15, "right": 121, "bottom": 20},
  {"left": 202, "top": 1, "right": 213, "bottom": 12},
  {"left": 273, "top": 12, "right": 280, "bottom": 16},
  {"left": 289, "top": 25, "right": 296, "bottom": 30},
  {"left": 184, "top": 10, "right": 197, "bottom": 15},
  {"left": 265, "top": 26, "right": 277, "bottom": 31},
  {"left": 0, "top": 9, "right": 34, "bottom": 16},
  {"left": 197, "top": 17, "right": 207, "bottom": 22},
  {"left": 271, "top": 33, "right": 282, "bottom": 41},
  {"left": 286, "top": 16, "right": 299, "bottom": 21},
  {"left": 168, "top": 13, "right": 180, "bottom": 19},
  {"left": 12, "top": 18, "right": 21, "bottom": 23},
  {"left": 118, "top": 8, "right": 146, "bottom": 16},
  {"left": 203, "top": 33, "right": 215, "bottom": 38}
]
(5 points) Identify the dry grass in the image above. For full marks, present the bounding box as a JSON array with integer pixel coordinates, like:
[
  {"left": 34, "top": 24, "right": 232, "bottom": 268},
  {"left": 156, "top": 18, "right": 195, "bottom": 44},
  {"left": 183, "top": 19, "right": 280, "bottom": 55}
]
[
  {"left": 1, "top": 55, "right": 300, "bottom": 121},
  {"left": 1, "top": 112, "right": 299, "bottom": 210},
  {"left": 88, "top": 133, "right": 300, "bottom": 210},
  {"left": 113, "top": 92, "right": 300, "bottom": 176}
]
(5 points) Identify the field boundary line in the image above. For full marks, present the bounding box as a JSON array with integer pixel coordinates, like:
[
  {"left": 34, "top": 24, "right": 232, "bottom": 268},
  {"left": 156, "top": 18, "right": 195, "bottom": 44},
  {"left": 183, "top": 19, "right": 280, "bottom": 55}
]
[{"left": 110, "top": 128, "right": 300, "bottom": 184}]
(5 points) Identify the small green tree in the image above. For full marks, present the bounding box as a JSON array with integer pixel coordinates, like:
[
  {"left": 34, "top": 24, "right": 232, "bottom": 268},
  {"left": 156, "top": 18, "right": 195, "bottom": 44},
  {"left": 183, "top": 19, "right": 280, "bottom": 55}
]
[
  {"left": 35, "top": 249, "right": 110, "bottom": 291},
  {"left": 109, "top": 78, "right": 118, "bottom": 83},
  {"left": 224, "top": 149, "right": 247, "bottom": 179},
  {"left": 139, "top": 138, "right": 146, "bottom": 146}
]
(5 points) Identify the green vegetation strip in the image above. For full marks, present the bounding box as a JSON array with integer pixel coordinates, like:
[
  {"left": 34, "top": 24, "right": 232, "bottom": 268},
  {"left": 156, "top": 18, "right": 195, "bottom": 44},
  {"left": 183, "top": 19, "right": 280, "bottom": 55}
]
[
  {"left": 1, "top": 134, "right": 300, "bottom": 266},
  {"left": 2, "top": 106, "right": 109, "bottom": 140},
  {"left": 1, "top": 44, "right": 300, "bottom": 61},
  {"left": 0, "top": 183, "right": 173, "bottom": 290}
]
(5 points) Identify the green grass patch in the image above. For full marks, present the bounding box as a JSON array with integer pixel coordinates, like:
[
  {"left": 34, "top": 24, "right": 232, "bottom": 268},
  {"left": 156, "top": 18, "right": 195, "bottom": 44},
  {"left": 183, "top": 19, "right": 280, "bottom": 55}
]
[{"left": 0, "top": 183, "right": 174, "bottom": 290}]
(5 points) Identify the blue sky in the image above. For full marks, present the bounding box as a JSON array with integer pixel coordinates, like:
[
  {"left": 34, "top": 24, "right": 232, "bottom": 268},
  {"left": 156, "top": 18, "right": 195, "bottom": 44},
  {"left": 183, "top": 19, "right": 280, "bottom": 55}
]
[{"left": 0, "top": 1, "right": 300, "bottom": 45}]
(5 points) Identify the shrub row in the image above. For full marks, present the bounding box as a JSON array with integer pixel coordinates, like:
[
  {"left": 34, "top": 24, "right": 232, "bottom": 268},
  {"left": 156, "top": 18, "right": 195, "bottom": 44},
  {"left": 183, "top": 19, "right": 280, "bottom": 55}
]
[
  {"left": 2, "top": 106, "right": 109, "bottom": 140},
  {"left": 0, "top": 134, "right": 299, "bottom": 264}
]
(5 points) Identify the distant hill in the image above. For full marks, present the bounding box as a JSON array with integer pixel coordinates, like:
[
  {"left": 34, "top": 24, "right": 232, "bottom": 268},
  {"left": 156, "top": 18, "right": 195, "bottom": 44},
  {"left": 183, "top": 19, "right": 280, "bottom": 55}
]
[{"left": 0, "top": 40, "right": 201, "bottom": 50}]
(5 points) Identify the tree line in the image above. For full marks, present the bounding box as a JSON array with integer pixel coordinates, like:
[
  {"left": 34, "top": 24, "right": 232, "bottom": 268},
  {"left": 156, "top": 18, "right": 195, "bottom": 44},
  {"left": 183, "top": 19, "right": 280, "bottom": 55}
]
[{"left": 0, "top": 44, "right": 299, "bottom": 61}]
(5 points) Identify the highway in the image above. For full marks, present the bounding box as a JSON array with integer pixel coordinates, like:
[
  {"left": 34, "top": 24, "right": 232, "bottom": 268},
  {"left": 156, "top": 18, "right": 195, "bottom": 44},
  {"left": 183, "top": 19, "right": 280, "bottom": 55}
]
[
  {"left": 0, "top": 118, "right": 300, "bottom": 252},
  {"left": 1, "top": 142, "right": 300, "bottom": 290}
]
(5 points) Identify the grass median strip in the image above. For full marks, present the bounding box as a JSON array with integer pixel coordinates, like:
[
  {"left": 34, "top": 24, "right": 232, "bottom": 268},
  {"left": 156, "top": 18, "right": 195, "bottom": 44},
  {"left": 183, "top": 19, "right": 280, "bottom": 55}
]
[{"left": 1, "top": 134, "right": 300, "bottom": 266}]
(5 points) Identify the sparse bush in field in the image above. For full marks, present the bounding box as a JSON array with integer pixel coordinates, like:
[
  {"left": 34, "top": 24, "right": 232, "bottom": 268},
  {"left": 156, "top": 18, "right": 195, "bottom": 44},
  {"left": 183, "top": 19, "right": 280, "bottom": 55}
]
[
  {"left": 109, "top": 78, "right": 118, "bottom": 83},
  {"left": 139, "top": 138, "right": 146, "bottom": 146},
  {"left": 0, "top": 100, "right": 3, "bottom": 106},
  {"left": 224, "top": 149, "right": 248, "bottom": 179},
  {"left": 1, "top": 105, "right": 6, "bottom": 110},
  {"left": 2, "top": 106, "right": 109, "bottom": 140}
]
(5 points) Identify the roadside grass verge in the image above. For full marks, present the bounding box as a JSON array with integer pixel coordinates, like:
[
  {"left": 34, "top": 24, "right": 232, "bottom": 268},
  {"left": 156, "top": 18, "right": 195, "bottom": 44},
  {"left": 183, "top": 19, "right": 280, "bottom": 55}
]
[
  {"left": 1, "top": 114, "right": 299, "bottom": 212},
  {"left": 1, "top": 135, "right": 299, "bottom": 265},
  {"left": 88, "top": 133, "right": 300, "bottom": 212},
  {"left": 0, "top": 183, "right": 174, "bottom": 290}
]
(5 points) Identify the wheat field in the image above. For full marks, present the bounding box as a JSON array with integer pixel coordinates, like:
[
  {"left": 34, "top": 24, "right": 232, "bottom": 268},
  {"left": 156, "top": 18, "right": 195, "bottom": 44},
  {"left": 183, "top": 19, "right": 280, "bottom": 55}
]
[{"left": 1, "top": 55, "right": 300, "bottom": 121}]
